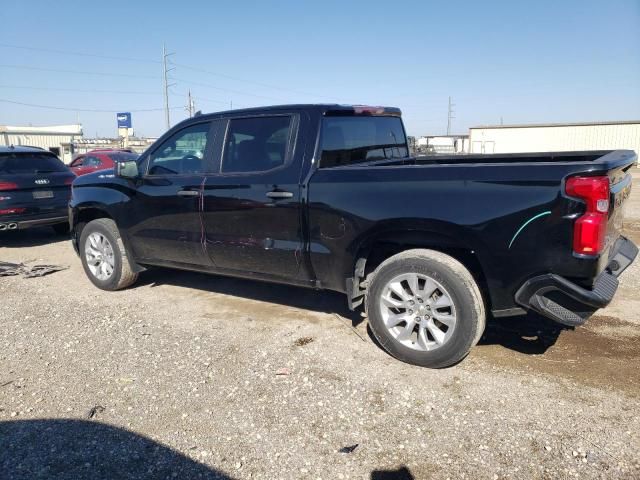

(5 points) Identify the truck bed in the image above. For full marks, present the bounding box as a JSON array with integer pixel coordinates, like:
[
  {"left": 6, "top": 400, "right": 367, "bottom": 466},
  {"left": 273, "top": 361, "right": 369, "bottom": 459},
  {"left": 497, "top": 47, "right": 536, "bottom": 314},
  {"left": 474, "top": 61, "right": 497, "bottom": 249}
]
[
  {"left": 383, "top": 150, "right": 630, "bottom": 166},
  {"left": 308, "top": 149, "right": 637, "bottom": 314}
]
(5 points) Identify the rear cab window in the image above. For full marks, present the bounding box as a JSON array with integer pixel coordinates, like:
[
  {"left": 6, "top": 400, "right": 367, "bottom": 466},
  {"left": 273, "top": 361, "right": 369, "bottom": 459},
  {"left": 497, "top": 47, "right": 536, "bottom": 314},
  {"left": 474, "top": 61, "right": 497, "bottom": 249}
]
[
  {"left": 320, "top": 116, "right": 408, "bottom": 168},
  {"left": 0, "top": 152, "right": 68, "bottom": 174}
]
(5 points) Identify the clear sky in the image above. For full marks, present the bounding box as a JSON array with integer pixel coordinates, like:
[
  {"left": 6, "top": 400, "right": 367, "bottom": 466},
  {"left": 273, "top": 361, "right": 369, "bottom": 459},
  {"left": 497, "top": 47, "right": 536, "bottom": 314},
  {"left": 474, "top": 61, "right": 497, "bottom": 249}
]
[{"left": 1, "top": 0, "right": 639, "bottom": 138}]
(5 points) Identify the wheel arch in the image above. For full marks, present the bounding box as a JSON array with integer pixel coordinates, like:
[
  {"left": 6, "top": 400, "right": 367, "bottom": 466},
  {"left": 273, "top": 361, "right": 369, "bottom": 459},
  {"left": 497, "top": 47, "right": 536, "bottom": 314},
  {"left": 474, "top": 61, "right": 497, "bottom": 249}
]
[
  {"left": 72, "top": 203, "right": 115, "bottom": 243},
  {"left": 345, "top": 222, "right": 493, "bottom": 312},
  {"left": 72, "top": 203, "right": 143, "bottom": 273}
]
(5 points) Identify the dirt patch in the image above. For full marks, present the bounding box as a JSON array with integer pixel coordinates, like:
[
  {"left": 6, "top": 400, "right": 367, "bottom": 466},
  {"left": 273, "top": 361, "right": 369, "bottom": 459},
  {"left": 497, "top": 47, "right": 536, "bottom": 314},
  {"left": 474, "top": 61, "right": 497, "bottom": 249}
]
[
  {"left": 623, "top": 223, "right": 640, "bottom": 244},
  {"left": 293, "top": 336, "right": 315, "bottom": 347},
  {"left": 588, "top": 315, "right": 630, "bottom": 328},
  {"left": 476, "top": 314, "right": 640, "bottom": 395},
  {"left": 586, "top": 314, "right": 640, "bottom": 338}
]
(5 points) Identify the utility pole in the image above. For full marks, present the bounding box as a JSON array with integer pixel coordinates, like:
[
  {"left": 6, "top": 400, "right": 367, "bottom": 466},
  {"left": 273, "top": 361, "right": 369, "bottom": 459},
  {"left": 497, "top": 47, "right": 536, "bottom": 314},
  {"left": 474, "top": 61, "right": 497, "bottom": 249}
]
[
  {"left": 186, "top": 89, "right": 195, "bottom": 118},
  {"left": 446, "top": 96, "right": 455, "bottom": 135},
  {"left": 162, "top": 44, "right": 176, "bottom": 129}
]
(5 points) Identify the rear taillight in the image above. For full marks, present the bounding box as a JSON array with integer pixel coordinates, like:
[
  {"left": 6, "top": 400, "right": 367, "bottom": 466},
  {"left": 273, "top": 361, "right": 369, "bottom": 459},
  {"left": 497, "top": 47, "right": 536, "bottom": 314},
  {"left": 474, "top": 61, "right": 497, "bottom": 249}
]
[
  {"left": 353, "top": 105, "right": 386, "bottom": 115},
  {"left": 0, "top": 207, "right": 25, "bottom": 215},
  {"left": 565, "top": 176, "right": 610, "bottom": 255},
  {"left": 0, "top": 181, "right": 18, "bottom": 191}
]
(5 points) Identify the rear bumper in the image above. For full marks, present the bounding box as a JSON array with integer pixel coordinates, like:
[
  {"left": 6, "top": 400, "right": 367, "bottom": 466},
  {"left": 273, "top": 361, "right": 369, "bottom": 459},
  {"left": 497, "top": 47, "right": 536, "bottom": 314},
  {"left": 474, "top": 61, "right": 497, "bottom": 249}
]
[
  {"left": 0, "top": 214, "right": 68, "bottom": 231},
  {"left": 515, "top": 236, "right": 638, "bottom": 326}
]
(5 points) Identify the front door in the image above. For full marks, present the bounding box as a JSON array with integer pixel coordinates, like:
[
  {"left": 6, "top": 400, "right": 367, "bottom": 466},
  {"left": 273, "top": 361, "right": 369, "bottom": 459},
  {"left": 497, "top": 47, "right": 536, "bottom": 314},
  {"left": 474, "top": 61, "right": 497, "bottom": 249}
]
[
  {"left": 202, "top": 113, "right": 306, "bottom": 279},
  {"left": 128, "top": 121, "right": 214, "bottom": 266}
]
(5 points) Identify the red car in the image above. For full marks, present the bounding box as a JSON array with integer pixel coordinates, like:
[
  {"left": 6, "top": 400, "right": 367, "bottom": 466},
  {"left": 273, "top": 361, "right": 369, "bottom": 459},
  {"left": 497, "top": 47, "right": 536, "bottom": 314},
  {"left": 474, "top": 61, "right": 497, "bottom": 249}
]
[{"left": 70, "top": 149, "right": 139, "bottom": 176}]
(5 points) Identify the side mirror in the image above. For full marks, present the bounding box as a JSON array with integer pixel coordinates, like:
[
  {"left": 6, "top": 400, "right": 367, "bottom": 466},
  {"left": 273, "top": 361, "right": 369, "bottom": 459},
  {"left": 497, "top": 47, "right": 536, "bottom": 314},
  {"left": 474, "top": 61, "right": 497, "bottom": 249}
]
[{"left": 116, "top": 160, "right": 139, "bottom": 179}]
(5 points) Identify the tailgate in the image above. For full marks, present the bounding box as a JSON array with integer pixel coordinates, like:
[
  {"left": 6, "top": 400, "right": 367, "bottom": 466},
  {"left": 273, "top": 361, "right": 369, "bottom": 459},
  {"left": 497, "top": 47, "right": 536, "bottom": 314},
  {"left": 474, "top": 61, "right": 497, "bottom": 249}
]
[
  {"left": 606, "top": 163, "right": 634, "bottom": 247},
  {"left": 563, "top": 150, "right": 636, "bottom": 274}
]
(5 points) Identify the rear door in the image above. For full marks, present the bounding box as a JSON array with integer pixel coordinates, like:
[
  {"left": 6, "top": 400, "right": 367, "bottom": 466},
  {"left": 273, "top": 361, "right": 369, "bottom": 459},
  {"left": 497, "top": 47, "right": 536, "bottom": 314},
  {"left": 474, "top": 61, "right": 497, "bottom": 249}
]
[
  {"left": 127, "top": 122, "right": 214, "bottom": 265},
  {"left": 202, "top": 113, "right": 307, "bottom": 279}
]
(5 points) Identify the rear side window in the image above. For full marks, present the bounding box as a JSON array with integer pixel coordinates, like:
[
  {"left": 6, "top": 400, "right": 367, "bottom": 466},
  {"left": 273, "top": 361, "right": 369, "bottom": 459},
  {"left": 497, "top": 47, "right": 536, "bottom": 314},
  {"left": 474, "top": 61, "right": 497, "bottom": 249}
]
[
  {"left": 320, "top": 116, "right": 408, "bottom": 168},
  {"left": 0, "top": 152, "right": 68, "bottom": 174},
  {"left": 221, "top": 116, "right": 292, "bottom": 173}
]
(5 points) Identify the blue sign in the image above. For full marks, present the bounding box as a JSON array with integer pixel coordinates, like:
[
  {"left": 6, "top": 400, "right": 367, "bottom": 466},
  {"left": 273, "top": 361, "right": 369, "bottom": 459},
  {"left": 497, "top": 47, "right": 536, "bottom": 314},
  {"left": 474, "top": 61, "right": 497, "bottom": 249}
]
[{"left": 117, "top": 112, "right": 132, "bottom": 128}]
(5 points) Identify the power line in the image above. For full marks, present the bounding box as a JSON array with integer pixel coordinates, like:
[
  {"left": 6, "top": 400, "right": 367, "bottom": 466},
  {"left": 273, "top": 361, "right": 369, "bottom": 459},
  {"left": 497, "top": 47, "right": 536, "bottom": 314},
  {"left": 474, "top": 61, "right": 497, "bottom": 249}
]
[
  {"left": 0, "top": 82, "right": 248, "bottom": 110},
  {"left": 174, "top": 63, "right": 340, "bottom": 101},
  {"left": 0, "top": 42, "right": 160, "bottom": 64},
  {"left": 0, "top": 98, "right": 181, "bottom": 113},
  {"left": 0, "top": 43, "right": 345, "bottom": 105},
  {"left": 0, "top": 42, "right": 341, "bottom": 101},
  {"left": 0, "top": 84, "right": 160, "bottom": 95},
  {"left": 193, "top": 96, "right": 249, "bottom": 108},
  {"left": 174, "top": 77, "right": 289, "bottom": 102},
  {"left": 0, "top": 43, "right": 351, "bottom": 121},
  {"left": 0, "top": 64, "right": 157, "bottom": 79}
]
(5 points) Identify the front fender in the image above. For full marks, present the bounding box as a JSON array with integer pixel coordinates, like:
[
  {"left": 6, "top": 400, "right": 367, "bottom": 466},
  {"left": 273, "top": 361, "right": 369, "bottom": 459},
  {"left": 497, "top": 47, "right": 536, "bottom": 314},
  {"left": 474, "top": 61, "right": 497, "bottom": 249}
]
[{"left": 70, "top": 184, "right": 137, "bottom": 262}]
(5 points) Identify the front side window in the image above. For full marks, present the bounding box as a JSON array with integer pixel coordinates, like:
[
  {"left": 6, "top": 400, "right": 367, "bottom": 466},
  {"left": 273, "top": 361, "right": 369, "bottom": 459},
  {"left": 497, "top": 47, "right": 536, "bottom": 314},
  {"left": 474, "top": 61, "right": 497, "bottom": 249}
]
[
  {"left": 84, "top": 155, "right": 102, "bottom": 167},
  {"left": 148, "top": 123, "right": 210, "bottom": 175},
  {"left": 221, "top": 116, "right": 292, "bottom": 173},
  {"left": 320, "top": 116, "right": 408, "bottom": 168},
  {"left": 71, "top": 156, "right": 85, "bottom": 167}
]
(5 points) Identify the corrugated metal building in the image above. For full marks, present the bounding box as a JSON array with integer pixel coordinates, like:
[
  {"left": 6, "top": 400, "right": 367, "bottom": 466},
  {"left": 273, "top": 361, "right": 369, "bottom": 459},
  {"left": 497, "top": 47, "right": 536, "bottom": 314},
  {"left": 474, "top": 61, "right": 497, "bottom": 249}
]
[
  {"left": 74, "top": 136, "right": 157, "bottom": 155},
  {"left": 468, "top": 120, "right": 640, "bottom": 155},
  {"left": 416, "top": 135, "right": 469, "bottom": 154},
  {"left": 0, "top": 124, "right": 83, "bottom": 163}
]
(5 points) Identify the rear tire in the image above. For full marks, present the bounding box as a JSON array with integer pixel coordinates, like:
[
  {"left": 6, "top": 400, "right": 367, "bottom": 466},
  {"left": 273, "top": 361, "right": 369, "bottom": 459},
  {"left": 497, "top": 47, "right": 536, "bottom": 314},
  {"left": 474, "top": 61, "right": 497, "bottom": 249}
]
[
  {"left": 366, "top": 249, "right": 485, "bottom": 368},
  {"left": 79, "top": 218, "right": 138, "bottom": 291}
]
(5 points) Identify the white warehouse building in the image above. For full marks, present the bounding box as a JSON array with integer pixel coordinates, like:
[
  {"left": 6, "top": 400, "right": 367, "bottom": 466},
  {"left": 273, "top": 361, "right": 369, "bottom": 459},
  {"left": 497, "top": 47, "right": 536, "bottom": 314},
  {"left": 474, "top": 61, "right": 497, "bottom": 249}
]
[
  {"left": 468, "top": 120, "right": 640, "bottom": 155},
  {"left": 0, "top": 124, "right": 83, "bottom": 164}
]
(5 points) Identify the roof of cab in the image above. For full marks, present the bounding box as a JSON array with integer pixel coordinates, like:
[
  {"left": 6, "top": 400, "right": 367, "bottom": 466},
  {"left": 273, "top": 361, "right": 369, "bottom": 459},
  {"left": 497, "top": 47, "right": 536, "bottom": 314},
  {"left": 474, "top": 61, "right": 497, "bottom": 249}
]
[{"left": 194, "top": 104, "right": 401, "bottom": 121}]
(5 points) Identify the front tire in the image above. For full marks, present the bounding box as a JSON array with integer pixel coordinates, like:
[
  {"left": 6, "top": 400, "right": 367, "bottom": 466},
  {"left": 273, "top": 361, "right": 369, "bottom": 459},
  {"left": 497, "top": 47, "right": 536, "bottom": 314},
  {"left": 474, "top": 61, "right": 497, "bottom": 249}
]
[
  {"left": 366, "top": 249, "right": 485, "bottom": 368},
  {"left": 79, "top": 218, "right": 138, "bottom": 291}
]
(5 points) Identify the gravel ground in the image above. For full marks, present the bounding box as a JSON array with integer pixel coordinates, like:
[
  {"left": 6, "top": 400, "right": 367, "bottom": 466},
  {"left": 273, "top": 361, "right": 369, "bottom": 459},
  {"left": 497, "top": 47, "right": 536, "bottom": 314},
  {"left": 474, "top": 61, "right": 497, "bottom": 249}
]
[{"left": 1, "top": 172, "right": 640, "bottom": 479}]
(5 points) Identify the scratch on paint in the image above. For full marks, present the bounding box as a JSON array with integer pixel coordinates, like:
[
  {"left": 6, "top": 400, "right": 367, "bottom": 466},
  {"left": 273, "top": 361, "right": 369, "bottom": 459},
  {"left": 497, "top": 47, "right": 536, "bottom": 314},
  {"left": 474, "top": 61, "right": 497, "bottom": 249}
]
[{"left": 508, "top": 211, "right": 552, "bottom": 249}]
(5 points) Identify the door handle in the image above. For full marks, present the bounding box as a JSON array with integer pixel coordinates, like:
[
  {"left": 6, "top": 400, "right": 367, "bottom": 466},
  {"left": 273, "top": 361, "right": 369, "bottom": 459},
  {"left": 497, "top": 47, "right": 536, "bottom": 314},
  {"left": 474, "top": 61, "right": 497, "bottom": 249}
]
[
  {"left": 177, "top": 190, "right": 201, "bottom": 197},
  {"left": 266, "top": 191, "right": 293, "bottom": 199}
]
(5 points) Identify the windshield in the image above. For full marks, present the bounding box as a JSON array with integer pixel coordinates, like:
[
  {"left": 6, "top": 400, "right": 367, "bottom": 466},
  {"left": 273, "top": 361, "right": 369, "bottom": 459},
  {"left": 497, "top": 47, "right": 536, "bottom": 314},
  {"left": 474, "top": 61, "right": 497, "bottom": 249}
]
[
  {"left": 320, "top": 116, "right": 408, "bottom": 168},
  {"left": 0, "top": 152, "right": 68, "bottom": 174}
]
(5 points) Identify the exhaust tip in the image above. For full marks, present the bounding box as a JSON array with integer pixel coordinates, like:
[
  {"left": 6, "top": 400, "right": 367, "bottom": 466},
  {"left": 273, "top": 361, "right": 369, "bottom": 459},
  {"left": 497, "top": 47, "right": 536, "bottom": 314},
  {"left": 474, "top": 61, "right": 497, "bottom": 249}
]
[
  {"left": 8, "top": 223, "right": 17, "bottom": 230},
  {"left": 0, "top": 224, "right": 6, "bottom": 231}
]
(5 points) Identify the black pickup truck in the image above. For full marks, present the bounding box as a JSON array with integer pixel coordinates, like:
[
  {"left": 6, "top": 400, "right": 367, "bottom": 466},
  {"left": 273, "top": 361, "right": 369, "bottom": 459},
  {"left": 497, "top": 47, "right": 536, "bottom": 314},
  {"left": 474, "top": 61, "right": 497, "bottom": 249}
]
[{"left": 69, "top": 104, "right": 638, "bottom": 368}]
